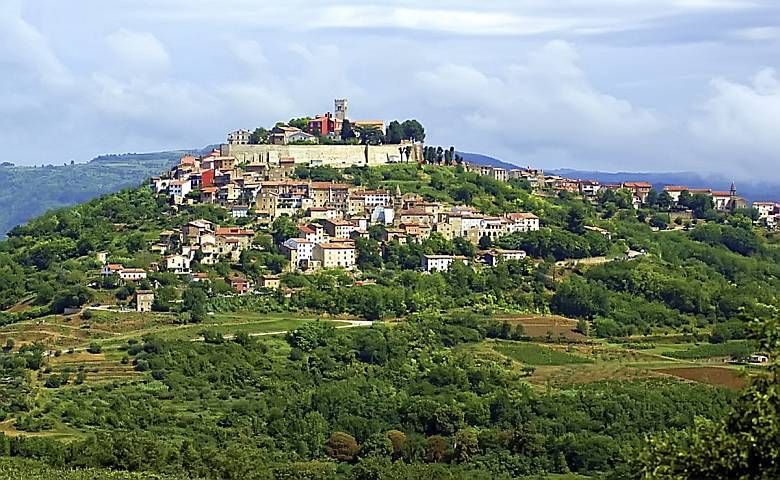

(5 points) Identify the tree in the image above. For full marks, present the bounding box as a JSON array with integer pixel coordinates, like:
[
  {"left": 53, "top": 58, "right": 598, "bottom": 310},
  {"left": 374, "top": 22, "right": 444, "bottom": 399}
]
[
  {"left": 566, "top": 205, "right": 587, "bottom": 234},
  {"left": 325, "top": 432, "right": 359, "bottom": 462},
  {"left": 287, "top": 321, "right": 336, "bottom": 352},
  {"left": 551, "top": 277, "right": 610, "bottom": 320},
  {"left": 355, "top": 238, "right": 383, "bottom": 270},
  {"left": 401, "top": 119, "right": 425, "bottom": 142},
  {"left": 386, "top": 430, "right": 406, "bottom": 459},
  {"left": 426, "top": 435, "right": 448, "bottom": 463},
  {"left": 454, "top": 429, "right": 480, "bottom": 463},
  {"left": 249, "top": 127, "right": 269, "bottom": 144},
  {"left": 360, "top": 433, "right": 393, "bottom": 458},
  {"left": 635, "top": 318, "right": 780, "bottom": 479},
  {"left": 152, "top": 286, "right": 177, "bottom": 312},
  {"left": 650, "top": 213, "right": 670, "bottom": 230},
  {"left": 271, "top": 215, "right": 298, "bottom": 244},
  {"left": 386, "top": 120, "right": 403, "bottom": 144},
  {"left": 340, "top": 119, "right": 356, "bottom": 141},
  {"left": 289, "top": 117, "right": 311, "bottom": 131},
  {"left": 356, "top": 125, "right": 384, "bottom": 145},
  {"left": 478, "top": 235, "right": 493, "bottom": 250},
  {"left": 182, "top": 285, "right": 208, "bottom": 323}
]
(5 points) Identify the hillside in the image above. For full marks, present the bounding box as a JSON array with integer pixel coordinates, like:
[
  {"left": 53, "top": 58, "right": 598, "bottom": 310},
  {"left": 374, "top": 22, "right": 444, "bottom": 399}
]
[
  {"left": 0, "top": 162, "right": 777, "bottom": 479},
  {"left": 0, "top": 150, "right": 197, "bottom": 237}
]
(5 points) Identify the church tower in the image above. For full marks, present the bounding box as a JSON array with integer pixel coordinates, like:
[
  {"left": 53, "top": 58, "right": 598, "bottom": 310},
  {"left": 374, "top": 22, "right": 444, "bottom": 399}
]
[
  {"left": 334, "top": 98, "right": 348, "bottom": 121},
  {"left": 730, "top": 181, "right": 737, "bottom": 198}
]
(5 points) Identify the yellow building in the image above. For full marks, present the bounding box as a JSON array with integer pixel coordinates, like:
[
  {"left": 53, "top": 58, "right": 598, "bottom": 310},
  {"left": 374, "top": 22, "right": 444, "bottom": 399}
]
[{"left": 313, "top": 241, "right": 356, "bottom": 270}]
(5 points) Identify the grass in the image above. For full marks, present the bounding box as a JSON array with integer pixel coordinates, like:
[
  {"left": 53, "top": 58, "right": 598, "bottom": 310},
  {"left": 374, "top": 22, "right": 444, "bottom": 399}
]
[
  {"left": 494, "top": 341, "right": 592, "bottom": 366},
  {"left": 662, "top": 340, "right": 757, "bottom": 360}
]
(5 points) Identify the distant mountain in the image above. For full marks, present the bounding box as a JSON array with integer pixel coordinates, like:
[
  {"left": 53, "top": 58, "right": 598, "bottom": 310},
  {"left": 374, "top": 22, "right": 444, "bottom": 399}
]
[
  {"left": 0, "top": 149, "right": 207, "bottom": 237},
  {"left": 456, "top": 152, "right": 778, "bottom": 203},
  {"left": 456, "top": 152, "right": 518, "bottom": 171},
  {"left": 549, "top": 168, "right": 779, "bottom": 203}
]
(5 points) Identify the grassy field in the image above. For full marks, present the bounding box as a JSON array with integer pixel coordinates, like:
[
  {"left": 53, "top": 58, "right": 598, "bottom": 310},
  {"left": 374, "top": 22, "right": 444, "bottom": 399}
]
[
  {"left": 662, "top": 340, "right": 757, "bottom": 360},
  {"left": 477, "top": 335, "right": 759, "bottom": 391},
  {"left": 494, "top": 341, "right": 592, "bottom": 365}
]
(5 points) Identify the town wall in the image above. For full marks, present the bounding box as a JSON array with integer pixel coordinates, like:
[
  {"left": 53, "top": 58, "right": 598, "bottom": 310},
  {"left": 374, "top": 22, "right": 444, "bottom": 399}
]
[{"left": 221, "top": 144, "right": 422, "bottom": 168}]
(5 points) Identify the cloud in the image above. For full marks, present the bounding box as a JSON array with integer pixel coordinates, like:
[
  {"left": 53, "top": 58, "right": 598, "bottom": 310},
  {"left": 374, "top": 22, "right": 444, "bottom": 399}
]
[
  {"left": 0, "top": 0, "right": 777, "bottom": 181},
  {"left": 689, "top": 68, "right": 780, "bottom": 178},
  {"left": 106, "top": 29, "right": 170, "bottom": 76},
  {"left": 0, "top": 0, "right": 72, "bottom": 88},
  {"left": 414, "top": 41, "right": 664, "bottom": 170},
  {"left": 732, "top": 26, "right": 780, "bottom": 41}
]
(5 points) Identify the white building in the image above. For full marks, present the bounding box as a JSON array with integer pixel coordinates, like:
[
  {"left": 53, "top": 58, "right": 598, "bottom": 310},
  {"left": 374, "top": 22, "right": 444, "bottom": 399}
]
[
  {"left": 505, "top": 213, "right": 540, "bottom": 233},
  {"left": 283, "top": 238, "right": 314, "bottom": 268},
  {"left": 753, "top": 202, "right": 778, "bottom": 221},
  {"left": 479, "top": 217, "right": 507, "bottom": 242},
  {"left": 421, "top": 254, "right": 468, "bottom": 272},
  {"left": 227, "top": 129, "right": 251, "bottom": 145},
  {"left": 578, "top": 180, "right": 601, "bottom": 197},
  {"left": 165, "top": 254, "right": 192, "bottom": 274},
  {"left": 483, "top": 249, "right": 527, "bottom": 267},
  {"left": 119, "top": 268, "right": 147, "bottom": 281},
  {"left": 169, "top": 179, "right": 192, "bottom": 200},
  {"left": 371, "top": 206, "right": 395, "bottom": 225}
]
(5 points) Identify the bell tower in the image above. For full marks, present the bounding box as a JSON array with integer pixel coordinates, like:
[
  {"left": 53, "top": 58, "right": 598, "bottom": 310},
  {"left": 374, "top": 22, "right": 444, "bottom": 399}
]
[{"left": 334, "top": 98, "right": 348, "bottom": 121}]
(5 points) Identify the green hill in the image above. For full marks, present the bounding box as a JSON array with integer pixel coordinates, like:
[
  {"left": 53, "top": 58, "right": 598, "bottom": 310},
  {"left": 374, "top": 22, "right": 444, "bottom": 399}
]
[
  {"left": 0, "top": 150, "right": 192, "bottom": 237},
  {"left": 0, "top": 162, "right": 777, "bottom": 479}
]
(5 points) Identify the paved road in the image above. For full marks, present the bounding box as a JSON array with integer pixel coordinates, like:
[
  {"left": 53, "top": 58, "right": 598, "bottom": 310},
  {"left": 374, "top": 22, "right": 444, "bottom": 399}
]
[{"left": 191, "top": 319, "right": 373, "bottom": 342}]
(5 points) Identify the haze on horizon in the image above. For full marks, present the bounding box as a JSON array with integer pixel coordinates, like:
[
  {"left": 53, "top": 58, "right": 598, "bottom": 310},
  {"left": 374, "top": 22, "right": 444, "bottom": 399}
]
[{"left": 1, "top": 0, "right": 779, "bottom": 180}]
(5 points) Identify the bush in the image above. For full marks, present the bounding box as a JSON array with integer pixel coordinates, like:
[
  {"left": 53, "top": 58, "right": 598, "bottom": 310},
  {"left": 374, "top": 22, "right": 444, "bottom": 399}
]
[{"left": 86, "top": 342, "right": 102, "bottom": 354}]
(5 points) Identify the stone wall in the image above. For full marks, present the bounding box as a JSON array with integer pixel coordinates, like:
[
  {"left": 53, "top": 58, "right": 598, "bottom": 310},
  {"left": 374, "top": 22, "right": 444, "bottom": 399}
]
[{"left": 221, "top": 143, "right": 422, "bottom": 168}]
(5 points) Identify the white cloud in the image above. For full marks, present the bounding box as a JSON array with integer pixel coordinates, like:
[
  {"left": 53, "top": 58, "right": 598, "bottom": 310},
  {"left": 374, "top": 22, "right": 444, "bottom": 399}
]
[
  {"left": 0, "top": 0, "right": 72, "bottom": 88},
  {"left": 106, "top": 29, "right": 171, "bottom": 76},
  {"left": 732, "top": 26, "right": 780, "bottom": 41},
  {"left": 414, "top": 41, "right": 664, "bottom": 169},
  {"left": 689, "top": 68, "right": 780, "bottom": 177}
]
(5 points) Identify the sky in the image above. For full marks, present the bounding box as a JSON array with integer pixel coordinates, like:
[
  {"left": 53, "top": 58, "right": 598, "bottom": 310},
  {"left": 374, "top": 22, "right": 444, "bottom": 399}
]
[{"left": 1, "top": 0, "right": 779, "bottom": 179}]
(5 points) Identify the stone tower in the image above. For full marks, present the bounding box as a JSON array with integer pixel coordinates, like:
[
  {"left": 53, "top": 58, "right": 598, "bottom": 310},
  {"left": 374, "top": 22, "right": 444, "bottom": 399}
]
[{"left": 334, "top": 98, "right": 348, "bottom": 121}]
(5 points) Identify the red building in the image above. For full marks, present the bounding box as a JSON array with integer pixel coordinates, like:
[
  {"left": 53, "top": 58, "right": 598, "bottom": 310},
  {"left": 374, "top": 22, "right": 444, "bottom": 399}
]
[
  {"left": 201, "top": 169, "right": 215, "bottom": 188},
  {"left": 308, "top": 113, "right": 342, "bottom": 137},
  {"left": 229, "top": 277, "right": 252, "bottom": 294}
]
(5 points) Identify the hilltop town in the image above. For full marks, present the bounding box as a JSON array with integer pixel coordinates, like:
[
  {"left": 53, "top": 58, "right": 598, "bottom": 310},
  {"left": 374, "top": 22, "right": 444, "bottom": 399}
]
[{"left": 120, "top": 99, "right": 779, "bottom": 308}]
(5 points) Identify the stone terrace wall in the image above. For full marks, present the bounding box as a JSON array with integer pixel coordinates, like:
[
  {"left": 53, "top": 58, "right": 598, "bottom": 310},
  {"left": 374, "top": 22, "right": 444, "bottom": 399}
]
[{"left": 221, "top": 144, "right": 422, "bottom": 168}]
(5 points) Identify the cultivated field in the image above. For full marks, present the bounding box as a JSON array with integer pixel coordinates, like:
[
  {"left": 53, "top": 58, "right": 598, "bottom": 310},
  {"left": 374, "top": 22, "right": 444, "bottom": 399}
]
[{"left": 494, "top": 314, "right": 588, "bottom": 342}]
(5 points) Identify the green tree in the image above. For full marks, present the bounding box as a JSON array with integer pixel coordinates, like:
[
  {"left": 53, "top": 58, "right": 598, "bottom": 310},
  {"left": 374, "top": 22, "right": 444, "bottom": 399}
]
[
  {"left": 340, "top": 119, "right": 356, "bottom": 141},
  {"left": 325, "top": 432, "right": 360, "bottom": 462},
  {"left": 636, "top": 318, "right": 780, "bottom": 479},
  {"left": 386, "top": 120, "right": 403, "bottom": 144},
  {"left": 249, "top": 127, "right": 269, "bottom": 144},
  {"left": 401, "top": 119, "right": 425, "bottom": 142}
]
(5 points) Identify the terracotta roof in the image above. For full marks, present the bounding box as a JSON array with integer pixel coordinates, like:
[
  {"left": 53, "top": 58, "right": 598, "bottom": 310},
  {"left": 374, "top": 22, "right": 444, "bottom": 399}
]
[
  {"left": 507, "top": 212, "right": 539, "bottom": 220},
  {"left": 400, "top": 208, "right": 432, "bottom": 216},
  {"left": 318, "top": 242, "right": 356, "bottom": 250},
  {"left": 623, "top": 182, "right": 652, "bottom": 188},
  {"left": 216, "top": 227, "right": 254, "bottom": 236},
  {"left": 310, "top": 182, "right": 349, "bottom": 190}
]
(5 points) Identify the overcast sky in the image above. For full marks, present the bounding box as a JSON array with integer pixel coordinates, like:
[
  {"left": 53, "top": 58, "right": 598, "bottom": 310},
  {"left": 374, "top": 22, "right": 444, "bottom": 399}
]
[{"left": 1, "top": 0, "right": 779, "bottom": 178}]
